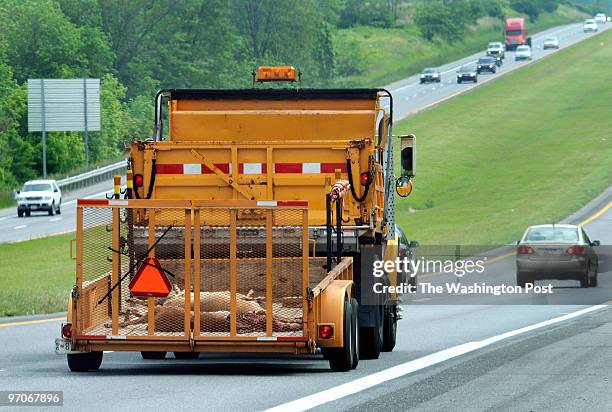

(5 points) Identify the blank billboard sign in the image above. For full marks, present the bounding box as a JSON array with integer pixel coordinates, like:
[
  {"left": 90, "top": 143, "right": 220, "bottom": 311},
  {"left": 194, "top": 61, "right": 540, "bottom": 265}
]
[{"left": 28, "top": 79, "right": 100, "bottom": 132}]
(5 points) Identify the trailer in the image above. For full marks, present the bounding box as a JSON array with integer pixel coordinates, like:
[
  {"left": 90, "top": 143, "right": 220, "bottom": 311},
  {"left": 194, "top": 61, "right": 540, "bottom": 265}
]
[{"left": 56, "top": 67, "right": 417, "bottom": 372}]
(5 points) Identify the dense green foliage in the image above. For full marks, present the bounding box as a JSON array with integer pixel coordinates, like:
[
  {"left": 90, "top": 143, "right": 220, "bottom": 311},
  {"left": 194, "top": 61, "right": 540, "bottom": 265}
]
[{"left": 0, "top": 0, "right": 595, "bottom": 198}]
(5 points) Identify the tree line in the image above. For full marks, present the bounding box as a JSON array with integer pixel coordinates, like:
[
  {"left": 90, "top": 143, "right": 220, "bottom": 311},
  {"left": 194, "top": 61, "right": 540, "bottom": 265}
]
[{"left": 0, "top": 0, "right": 583, "bottom": 191}]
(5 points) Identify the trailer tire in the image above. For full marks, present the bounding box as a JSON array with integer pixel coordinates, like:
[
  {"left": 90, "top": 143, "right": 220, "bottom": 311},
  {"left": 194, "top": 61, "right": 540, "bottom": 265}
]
[
  {"left": 141, "top": 351, "right": 167, "bottom": 360},
  {"left": 382, "top": 304, "right": 397, "bottom": 352},
  {"left": 350, "top": 298, "right": 359, "bottom": 369},
  {"left": 67, "top": 351, "right": 103, "bottom": 372},
  {"left": 328, "top": 299, "right": 353, "bottom": 372},
  {"left": 359, "top": 306, "right": 383, "bottom": 360},
  {"left": 174, "top": 352, "right": 200, "bottom": 360}
]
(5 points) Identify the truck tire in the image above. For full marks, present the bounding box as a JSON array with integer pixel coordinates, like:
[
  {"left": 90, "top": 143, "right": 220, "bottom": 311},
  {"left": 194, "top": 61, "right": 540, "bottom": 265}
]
[
  {"left": 174, "top": 352, "right": 200, "bottom": 359},
  {"left": 328, "top": 299, "right": 354, "bottom": 372},
  {"left": 67, "top": 351, "right": 103, "bottom": 372},
  {"left": 359, "top": 306, "right": 383, "bottom": 360},
  {"left": 350, "top": 298, "right": 359, "bottom": 369},
  {"left": 382, "top": 304, "right": 397, "bottom": 352},
  {"left": 25, "top": 210, "right": 31, "bottom": 217},
  {"left": 141, "top": 351, "right": 167, "bottom": 360}
]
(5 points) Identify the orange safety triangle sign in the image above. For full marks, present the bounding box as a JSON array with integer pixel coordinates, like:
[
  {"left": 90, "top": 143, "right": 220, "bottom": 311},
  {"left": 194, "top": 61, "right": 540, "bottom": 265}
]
[{"left": 128, "top": 257, "right": 172, "bottom": 298}]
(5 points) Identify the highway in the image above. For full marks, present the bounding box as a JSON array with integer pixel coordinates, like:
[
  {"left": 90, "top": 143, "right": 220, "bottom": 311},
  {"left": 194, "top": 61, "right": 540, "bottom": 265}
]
[{"left": 0, "top": 19, "right": 611, "bottom": 412}]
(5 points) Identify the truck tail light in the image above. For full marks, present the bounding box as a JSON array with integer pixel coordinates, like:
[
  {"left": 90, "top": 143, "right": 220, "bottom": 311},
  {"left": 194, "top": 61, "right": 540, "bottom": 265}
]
[
  {"left": 134, "top": 174, "right": 144, "bottom": 187},
  {"left": 566, "top": 245, "right": 585, "bottom": 255},
  {"left": 517, "top": 245, "right": 534, "bottom": 254},
  {"left": 360, "top": 172, "right": 371, "bottom": 186},
  {"left": 318, "top": 325, "right": 333, "bottom": 339},
  {"left": 62, "top": 323, "right": 72, "bottom": 338}
]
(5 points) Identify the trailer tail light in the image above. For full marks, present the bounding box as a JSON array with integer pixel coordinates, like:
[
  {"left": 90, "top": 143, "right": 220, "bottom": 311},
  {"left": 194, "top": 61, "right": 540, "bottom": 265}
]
[
  {"left": 517, "top": 245, "right": 534, "bottom": 254},
  {"left": 257, "top": 66, "right": 297, "bottom": 82},
  {"left": 566, "top": 245, "right": 586, "bottom": 255},
  {"left": 134, "top": 174, "right": 144, "bottom": 188},
  {"left": 360, "top": 172, "right": 371, "bottom": 186},
  {"left": 62, "top": 323, "right": 72, "bottom": 338},
  {"left": 318, "top": 324, "right": 334, "bottom": 339}
]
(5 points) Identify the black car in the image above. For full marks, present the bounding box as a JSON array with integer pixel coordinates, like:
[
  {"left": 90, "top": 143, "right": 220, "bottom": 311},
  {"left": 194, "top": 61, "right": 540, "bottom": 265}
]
[
  {"left": 456, "top": 66, "right": 477, "bottom": 83},
  {"left": 419, "top": 68, "right": 441, "bottom": 84},
  {"left": 476, "top": 57, "right": 497, "bottom": 74}
]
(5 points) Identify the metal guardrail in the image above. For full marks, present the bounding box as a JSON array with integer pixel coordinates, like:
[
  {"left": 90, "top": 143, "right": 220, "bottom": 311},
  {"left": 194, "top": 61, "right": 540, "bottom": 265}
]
[{"left": 57, "top": 160, "right": 126, "bottom": 192}]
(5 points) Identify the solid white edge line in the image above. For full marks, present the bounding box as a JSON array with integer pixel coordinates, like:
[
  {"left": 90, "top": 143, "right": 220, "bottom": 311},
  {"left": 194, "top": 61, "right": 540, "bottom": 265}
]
[{"left": 265, "top": 304, "right": 607, "bottom": 412}]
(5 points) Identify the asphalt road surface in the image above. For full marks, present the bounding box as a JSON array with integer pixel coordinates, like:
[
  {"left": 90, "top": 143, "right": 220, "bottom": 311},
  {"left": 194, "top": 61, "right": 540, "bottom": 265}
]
[
  {"left": 0, "top": 21, "right": 608, "bottom": 245},
  {"left": 1, "top": 20, "right": 611, "bottom": 412}
]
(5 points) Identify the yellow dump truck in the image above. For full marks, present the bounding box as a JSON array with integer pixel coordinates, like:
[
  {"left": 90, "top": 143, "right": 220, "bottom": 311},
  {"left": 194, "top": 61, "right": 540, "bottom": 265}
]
[{"left": 56, "top": 67, "right": 416, "bottom": 372}]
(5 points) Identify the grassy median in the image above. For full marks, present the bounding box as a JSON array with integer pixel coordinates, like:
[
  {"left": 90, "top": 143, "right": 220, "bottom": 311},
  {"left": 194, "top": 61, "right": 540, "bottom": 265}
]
[
  {"left": 0, "top": 233, "right": 74, "bottom": 316},
  {"left": 395, "top": 28, "right": 612, "bottom": 245}
]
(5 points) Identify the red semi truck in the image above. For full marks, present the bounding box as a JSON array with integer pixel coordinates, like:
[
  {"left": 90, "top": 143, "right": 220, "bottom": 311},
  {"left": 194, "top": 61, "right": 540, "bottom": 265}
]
[{"left": 505, "top": 18, "right": 532, "bottom": 51}]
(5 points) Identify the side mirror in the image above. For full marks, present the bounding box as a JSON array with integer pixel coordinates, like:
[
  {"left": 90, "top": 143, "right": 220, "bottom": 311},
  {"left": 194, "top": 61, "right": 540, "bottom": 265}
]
[
  {"left": 516, "top": 240, "right": 520, "bottom": 245},
  {"left": 54, "top": 188, "right": 59, "bottom": 193},
  {"left": 591, "top": 240, "right": 600, "bottom": 247},
  {"left": 409, "top": 240, "right": 420, "bottom": 249},
  {"left": 395, "top": 176, "right": 413, "bottom": 198},
  {"left": 398, "top": 134, "right": 416, "bottom": 177},
  {"left": 16, "top": 191, "right": 20, "bottom": 195}
]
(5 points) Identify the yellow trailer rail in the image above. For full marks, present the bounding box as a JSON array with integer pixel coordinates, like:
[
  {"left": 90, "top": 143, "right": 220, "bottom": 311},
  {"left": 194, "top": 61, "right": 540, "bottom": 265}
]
[{"left": 66, "top": 199, "right": 355, "bottom": 364}]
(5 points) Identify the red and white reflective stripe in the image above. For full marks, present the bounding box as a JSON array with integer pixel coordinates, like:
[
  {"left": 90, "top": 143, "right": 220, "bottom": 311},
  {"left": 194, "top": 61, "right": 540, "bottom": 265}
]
[
  {"left": 77, "top": 199, "right": 108, "bottom": 206},
  {"left": 155, "top": 162, "right": 347, "bottom": 175},
  {"left": 256, "top": 336, "right": 309, "bottom": 342},
  {"left": 256, "top": 201, "right": 308, "bottom": 207}
]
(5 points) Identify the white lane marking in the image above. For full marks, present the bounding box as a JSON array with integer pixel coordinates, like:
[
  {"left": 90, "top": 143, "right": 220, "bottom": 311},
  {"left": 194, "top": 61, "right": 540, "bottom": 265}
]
[
  {"left": 103, "top": 351, "right": 114, "bottom": 354},
  {"left": 13, "top": 225, "right": 27, "bottom": 230},
  {"left": 49, "top": 217, "right": 62, "bottom": 222},
  {"left": 0, "top": 369, "right": 4, "bottom": 372},
  {"left": 0, "top": 217, "right": 10, "bottom": 222},
  {"left": 266, "top": 305, "right": 607, "bottom": 412}
]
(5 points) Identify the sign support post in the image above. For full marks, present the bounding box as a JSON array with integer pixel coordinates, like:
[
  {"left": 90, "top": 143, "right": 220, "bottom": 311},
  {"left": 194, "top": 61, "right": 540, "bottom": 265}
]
[{"left": 40, "top": 79, "right": 47, "bottom": 178}]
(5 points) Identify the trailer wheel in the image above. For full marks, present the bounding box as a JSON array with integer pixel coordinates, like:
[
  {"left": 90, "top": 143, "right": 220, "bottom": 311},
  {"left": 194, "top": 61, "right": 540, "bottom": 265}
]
[
  {"left": 382, "top": 304, "right": 397, "bottom": 352},
  {"left": 174, "top": 352, "right": 200, "bottom": 360},
  {"left": 328, "top": 299, "right": 353, "bottom": 372},
  {"left": 141, "top": 351, "right": 167, "bottom": 360},
  {"left": 360, "top": 306, "right": 383, "bottom": 360},
  {"left": 67, "top": 351, "right": 103, "bottom": 372},
  {"left": 350, "top": 298, "right": 359, "bottom": 369}
]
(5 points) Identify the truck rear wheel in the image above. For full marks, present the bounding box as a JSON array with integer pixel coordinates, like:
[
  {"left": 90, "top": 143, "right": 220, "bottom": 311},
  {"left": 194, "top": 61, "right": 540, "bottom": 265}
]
[
  {"left": 67, "top": 351, "right": 103, "bottom": 372},
  {"left": 141, "top": 351, "right": 167, "bottom": 360},
  {"left": 360, "top": 306, "right": 383, "bottom": 360},
  {"left": 328, "top": 299, "right": 354, "bottom": 372},
  {"left": 382, "top": 304, "right": 397, "bottom": 352},
  {"left": 350, "top": 298, "right": 359, "bottom": 369}
]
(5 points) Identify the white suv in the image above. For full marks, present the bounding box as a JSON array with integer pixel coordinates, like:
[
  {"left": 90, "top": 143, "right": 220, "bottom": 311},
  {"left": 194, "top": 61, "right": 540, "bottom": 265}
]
[
  {"left": 16, "top": 180, "right": 62, "bottom": 217},
  {"left": 594, "top": 13, "right": 607, "bottom": 24},
  {"left": 584, "top": 19, "right": 598, "bottom": 32}
]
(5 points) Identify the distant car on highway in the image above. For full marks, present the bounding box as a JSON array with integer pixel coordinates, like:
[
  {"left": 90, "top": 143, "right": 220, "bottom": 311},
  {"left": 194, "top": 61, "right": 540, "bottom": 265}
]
[
  {"left": 583, "top": 19, "right": 598, "bottom": 32},
  {"left": 16, "top": 179, "right": 62, "bottom": 217},
  {"left": 419, "top": 68, "right": 441, "bottom": 84},
  {"left": 514, "top": 45, "right": 532, "bottom": 61},
  {"left": 516, "top": 224, "right": 600, "bottom": 288},
  {"left": 476, "top": 57, "right": 497, "bottom": 74},
  {"left": 456, "top": 66, "right": 477, "bottom": 83},
  {"left": 594, "top": 13, "right": 607, "bottom": 24},
  {"left": 543, "top": 36, "right": 559, "bottom": 50},
  {"left": 486, "top": 42, "right": 505, "bottom": 59}
]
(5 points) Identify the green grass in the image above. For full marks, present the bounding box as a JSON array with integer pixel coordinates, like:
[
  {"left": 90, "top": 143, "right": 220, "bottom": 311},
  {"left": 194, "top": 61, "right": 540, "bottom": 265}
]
[
  {"left": 334, "top": 5, "right": 588, "bottom": 87},
  {"left": 0, "top": 233, "right": 75, "bottom": 316},
  {"left": 394, "top": 28, "right": 612, "bottom": 245}
]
